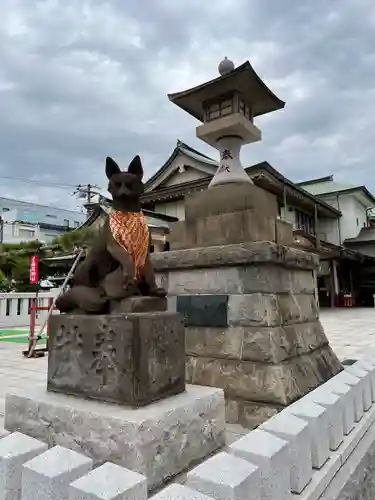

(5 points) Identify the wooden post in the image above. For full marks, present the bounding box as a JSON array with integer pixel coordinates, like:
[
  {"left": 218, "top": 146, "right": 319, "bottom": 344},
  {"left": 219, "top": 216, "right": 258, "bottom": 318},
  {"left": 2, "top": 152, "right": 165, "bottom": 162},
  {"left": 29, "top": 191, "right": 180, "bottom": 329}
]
[
  {"left": 283, "top": 185, "right": 287, "bottom": 219},
  {"left": 28, "top": 297, "right": 37, "bottom": 351},
  {"left": 314, "top": 203, "right": 320, "bottom": 249}
]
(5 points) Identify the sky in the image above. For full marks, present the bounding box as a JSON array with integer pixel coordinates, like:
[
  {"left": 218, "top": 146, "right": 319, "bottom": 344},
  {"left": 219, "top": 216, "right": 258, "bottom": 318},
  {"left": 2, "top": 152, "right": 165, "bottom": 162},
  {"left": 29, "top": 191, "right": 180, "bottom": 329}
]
[{"left": 0, "top": 0, "right": 374, "bottom": 211}]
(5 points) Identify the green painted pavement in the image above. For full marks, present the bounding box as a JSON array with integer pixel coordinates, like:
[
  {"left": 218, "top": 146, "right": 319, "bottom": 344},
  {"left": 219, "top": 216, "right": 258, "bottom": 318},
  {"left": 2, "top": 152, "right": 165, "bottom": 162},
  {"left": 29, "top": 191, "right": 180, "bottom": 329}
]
[{"left": 0, "top": 329, "right": 46, "bottom": 344}]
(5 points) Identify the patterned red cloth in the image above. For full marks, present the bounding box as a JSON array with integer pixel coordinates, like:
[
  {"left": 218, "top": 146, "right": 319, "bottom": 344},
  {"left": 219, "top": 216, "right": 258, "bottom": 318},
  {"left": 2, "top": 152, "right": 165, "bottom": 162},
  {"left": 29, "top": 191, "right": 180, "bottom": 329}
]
[{"left": 109, "top": 210, "right": 149, "bottom": 280}]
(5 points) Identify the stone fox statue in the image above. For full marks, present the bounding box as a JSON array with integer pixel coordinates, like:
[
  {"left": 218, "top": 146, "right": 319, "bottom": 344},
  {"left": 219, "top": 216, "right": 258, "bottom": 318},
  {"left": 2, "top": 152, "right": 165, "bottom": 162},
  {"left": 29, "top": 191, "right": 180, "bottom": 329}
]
[{"left": 56, "top": 155, "right": 166, "bottom": 314}]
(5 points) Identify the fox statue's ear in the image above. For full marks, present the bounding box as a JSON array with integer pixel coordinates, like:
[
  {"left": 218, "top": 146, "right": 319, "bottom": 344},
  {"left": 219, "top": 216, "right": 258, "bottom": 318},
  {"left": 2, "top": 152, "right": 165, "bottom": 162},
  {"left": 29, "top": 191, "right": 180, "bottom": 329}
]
[
  {"left": 127, "top": 155, "right": 143, "bottom": 180},
  {"left": 105, "top": 157, "right": 121, "bottom": 179}
]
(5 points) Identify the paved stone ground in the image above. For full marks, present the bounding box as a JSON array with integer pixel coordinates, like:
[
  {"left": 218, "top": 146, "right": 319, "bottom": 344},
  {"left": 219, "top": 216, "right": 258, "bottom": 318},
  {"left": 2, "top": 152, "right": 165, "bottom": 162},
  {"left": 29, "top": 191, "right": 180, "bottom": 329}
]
[
  {"left": 319, "top": 307, "right": 375, "bottom": 361},
  {"left": 1, "top": 307, "right": 374, "bottom": 443}
]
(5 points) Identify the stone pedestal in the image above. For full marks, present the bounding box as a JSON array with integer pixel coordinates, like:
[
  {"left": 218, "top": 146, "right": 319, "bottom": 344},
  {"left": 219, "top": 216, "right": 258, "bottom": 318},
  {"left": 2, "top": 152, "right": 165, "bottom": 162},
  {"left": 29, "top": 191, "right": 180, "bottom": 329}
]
[
  {"left": 152, "top": 185, "right": 343, "bottom": 429},
  {"left": 4, "top": 304, "right": 226, "bottom": 491},
  {"left": 4, "top": 385, "right": 225, "bottom": 490},
  {"left": 47, "top": 311, "right": 185, "bottom": 406}
]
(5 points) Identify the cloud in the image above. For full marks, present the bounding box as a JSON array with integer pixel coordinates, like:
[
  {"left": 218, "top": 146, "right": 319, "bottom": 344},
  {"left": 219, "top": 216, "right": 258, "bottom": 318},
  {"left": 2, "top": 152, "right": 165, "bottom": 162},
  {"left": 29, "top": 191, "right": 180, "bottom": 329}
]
[{"left": 0, "top": 0, "right": 374, "bottom": 210}]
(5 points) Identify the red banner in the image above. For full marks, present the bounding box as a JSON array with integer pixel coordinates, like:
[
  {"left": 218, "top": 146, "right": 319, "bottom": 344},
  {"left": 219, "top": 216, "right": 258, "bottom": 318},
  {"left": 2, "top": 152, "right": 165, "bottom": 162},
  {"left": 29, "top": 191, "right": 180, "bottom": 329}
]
[{"left": 29, "top": 255, "right": 39, "bottom": 285}]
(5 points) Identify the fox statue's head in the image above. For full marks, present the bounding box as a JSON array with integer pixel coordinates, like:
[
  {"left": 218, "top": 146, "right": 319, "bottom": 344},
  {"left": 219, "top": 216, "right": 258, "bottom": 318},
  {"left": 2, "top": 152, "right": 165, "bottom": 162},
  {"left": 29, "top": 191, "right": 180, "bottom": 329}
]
[{"left": 105, "top": 155, "right": 144, "bottom": 212}]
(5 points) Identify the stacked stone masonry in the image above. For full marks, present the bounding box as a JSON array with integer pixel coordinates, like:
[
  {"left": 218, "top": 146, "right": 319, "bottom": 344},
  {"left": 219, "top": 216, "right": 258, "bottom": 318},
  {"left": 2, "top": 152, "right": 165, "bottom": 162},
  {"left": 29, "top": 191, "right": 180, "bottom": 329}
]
[
  {"left": 152, "top": 241, "right": 342, "bottom": 428},
  {"left": 3, "top": 359, "right": 375, "bottom": 499}
]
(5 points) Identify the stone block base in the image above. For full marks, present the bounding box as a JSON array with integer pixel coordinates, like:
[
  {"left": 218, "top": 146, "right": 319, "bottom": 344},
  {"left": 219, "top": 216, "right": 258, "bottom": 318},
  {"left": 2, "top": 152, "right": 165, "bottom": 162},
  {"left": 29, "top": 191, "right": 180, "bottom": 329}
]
[
  {"left": 48, "top": 311, "right": 185, "bottom": 406},
  {"left": 169, "top": 208, "right": 277, "bottom": 250},
  {"left": 4, "top": 385, "right": 225, "bottom": 490},
  {"left": 184, "top": 183, "right": 278, "bottom": 221},
  {"left": 153, "top": 241, "right": 342, "bottom": 429},
  {"left": 187, "top": 345, "right": 342, "bottom": 407}
]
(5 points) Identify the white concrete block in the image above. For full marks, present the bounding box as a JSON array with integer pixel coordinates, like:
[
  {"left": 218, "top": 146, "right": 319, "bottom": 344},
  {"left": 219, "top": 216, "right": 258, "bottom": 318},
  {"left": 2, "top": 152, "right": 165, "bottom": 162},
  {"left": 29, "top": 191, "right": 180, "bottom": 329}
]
[
  {"left": 69, "top": 462, "right": 147, "bottom": 500},
  {"left": 359, "top": 356, "right": 375, "bottom": 368},
  {"left": 356, "top": 359, "right": 375, "bottom": 402},
  {"left": 345, "top": 365, "right": 372, "bottom": 410},
  {"left": 324, "top": 379, "right": 355, "bottom": 435},
  {"left": 287, "top": 399, "right": 329, "bottom": 470},
  {"left": 306, "top": 389, "right": 344, "bottom": 451},
  {"left": 152, "top": 484, "right": 215, "bottom": 500},
  {"left": 229, "top": 429, "right": 291, "bottom": 500},
  {"left": 260, "top": 412, "right": 312, "bottom": 494},
  {"left": 187, "top": 451, "right": 261, "bottom": 500},
  {"left": 334, "top": 371, "right": 364, "bottom": 422},
  {"left": 0, "top": 432, "right": 48, "bottom": 500},
  {"left": 22, "top": 445, "right": 93, "bottom": 500}
]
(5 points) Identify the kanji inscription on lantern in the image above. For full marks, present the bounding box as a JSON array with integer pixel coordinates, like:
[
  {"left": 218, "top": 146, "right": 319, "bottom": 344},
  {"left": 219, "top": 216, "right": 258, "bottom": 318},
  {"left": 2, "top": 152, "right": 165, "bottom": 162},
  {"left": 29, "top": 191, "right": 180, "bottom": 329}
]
[
  {"left": 218, "top": 164, "right": 231, "bottom": 173},
  {"left": 221, "top": 149, "right": 233, "bottom": 160}
]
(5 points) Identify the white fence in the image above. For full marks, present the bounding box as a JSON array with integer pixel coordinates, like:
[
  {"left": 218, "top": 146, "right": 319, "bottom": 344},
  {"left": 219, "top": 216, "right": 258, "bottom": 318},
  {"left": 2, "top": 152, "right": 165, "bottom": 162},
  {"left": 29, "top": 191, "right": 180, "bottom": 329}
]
[{"left": 0, "top": 290, "right": 59, "bottom": 329}]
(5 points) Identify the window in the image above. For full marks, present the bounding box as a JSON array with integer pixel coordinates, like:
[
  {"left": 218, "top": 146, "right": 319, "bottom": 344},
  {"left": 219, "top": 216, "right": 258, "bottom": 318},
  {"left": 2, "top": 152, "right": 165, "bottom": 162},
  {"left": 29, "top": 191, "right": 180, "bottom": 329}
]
[
  {"left": 295, "top": 209, "right": 315, "bottom": 235},
  {"left": 74, "top": 221, "right": 80, "bottom": 228},
  {"left": 63, "top": 219, "right": 69, "bottom": 228},
  {"left": 356, "top": 218, "right": 359, "bottom": 226},
  {"left": 19, "top": 229, "right": 35, "bottom": 238},
  {"left": 205, "top": 96, "right": 234, "bottom": 122},
  {"left": 238, "top": 97, "right": 252, "bottom": 120},
  {"left": 46, "top": 214, "right": 57, "bottom": 219},
  {"left": 2, "top": 208, "right": 9, "bottom": 212}
]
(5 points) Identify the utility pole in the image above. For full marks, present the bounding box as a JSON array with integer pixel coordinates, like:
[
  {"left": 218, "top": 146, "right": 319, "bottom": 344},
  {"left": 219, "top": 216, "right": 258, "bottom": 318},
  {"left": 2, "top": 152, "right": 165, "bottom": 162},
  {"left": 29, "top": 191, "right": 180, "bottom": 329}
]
[{"left": 73, "top": 184, "right": 101, "bottom": 217}]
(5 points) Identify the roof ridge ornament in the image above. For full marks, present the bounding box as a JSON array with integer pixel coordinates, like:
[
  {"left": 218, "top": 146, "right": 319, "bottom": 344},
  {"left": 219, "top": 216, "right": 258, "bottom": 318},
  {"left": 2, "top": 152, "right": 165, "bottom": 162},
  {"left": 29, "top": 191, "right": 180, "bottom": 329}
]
[{"left": 218, "top": 56, "right": 235, "bottom": 76}]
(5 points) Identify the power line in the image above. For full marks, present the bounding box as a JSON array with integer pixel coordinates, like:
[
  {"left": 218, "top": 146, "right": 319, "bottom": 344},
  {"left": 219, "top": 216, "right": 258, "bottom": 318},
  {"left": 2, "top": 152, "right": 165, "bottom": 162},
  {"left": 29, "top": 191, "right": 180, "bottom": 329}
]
[{"left": 0, "top": 174, "right": 99, "bottom": 190}]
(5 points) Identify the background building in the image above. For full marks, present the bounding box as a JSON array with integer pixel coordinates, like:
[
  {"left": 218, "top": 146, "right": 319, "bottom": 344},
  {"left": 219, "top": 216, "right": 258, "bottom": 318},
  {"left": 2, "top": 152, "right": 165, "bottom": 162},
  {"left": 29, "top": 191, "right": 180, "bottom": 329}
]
[
  {"left": 298, "top": 176, "right": 375, "bottom": 246},
  {"left": 0, "top": 196, "right": 86, "bottom": 244},
  {"left": 141, "top": 139, "right": 375, "bottom": 307}
]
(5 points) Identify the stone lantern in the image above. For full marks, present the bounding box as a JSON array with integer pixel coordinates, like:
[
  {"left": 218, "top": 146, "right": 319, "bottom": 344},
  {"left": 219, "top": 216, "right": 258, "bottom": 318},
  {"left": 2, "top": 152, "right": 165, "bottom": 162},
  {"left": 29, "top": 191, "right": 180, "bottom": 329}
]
[
  {"left": 168, "top": 58, "right": 285, "bottom": 187},
  {"left": 150, "top": 59, "right": 343, "bottom": 430}
]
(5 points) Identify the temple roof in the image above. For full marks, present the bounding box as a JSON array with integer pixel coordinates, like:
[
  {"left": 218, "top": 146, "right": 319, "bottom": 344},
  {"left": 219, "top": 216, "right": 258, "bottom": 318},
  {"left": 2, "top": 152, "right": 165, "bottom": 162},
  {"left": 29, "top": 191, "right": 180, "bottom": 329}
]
[
  {"left": 144, "top": 139, "right": 217, "bottom": 192},
  {"left": 168, "top": 61, "right": 285, "bottom": 121},
  {"left": 141, "top": 159, "right": 341, "bottom": 219},
  {"left": 293, "top": 229, "right": 375, "bottom": 262},
  {"left": 345, "top": 227, "right": 375, "bottom": 246},
  {"left": 297, "top": 175, "right": 375, "bottom": 207},
  {"left": 76, "top": 200, "right": 178, "bottom": 232}
]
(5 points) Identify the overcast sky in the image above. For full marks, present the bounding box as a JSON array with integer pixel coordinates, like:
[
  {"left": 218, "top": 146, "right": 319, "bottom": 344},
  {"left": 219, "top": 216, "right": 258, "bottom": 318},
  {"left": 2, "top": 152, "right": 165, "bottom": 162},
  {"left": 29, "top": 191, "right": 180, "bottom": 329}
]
[{"left": 0, "top": 0, "right": 374, "bottom": 211}]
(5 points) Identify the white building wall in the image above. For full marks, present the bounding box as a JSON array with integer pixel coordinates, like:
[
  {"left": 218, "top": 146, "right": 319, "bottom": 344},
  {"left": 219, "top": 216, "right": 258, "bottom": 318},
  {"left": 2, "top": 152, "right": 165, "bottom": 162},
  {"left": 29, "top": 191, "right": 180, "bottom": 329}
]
[
  {"left": 280, "top": 206, "right": 296, "bottom": 227},
  {"left": 317, "top": 218, "right": 340, "bottom": 246},
  {"left": 281, "top": 203, "right": 341, "bottom": 245},
  {"left": 318, "top": 194, "right": 368, "bottom": 244},
  {"left": 154, "top": 199, "right": 186, "bottom": 221},
  {"left": 2, "top": 222, "right": 38, "bottom": 244},
  {"left": 1, "top": 221, "right": 61, "bottom": 245}
]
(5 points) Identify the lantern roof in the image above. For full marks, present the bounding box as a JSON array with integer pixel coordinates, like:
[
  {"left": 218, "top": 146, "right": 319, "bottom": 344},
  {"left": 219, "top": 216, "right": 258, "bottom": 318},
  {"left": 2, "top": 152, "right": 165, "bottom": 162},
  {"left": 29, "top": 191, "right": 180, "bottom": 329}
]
[{"left": 168, "top": 61, "right": 285, "bottom": 122}]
